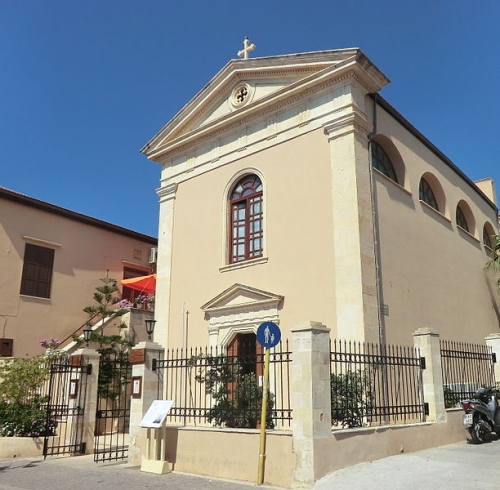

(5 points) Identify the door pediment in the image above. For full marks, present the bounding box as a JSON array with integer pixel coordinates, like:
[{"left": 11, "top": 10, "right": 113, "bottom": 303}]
[
  {"left": 202, "top": 283, "right": 283, "bottom": 315},
  {"left": 202, "top": 284, "right": 283, "bottom": 346}
]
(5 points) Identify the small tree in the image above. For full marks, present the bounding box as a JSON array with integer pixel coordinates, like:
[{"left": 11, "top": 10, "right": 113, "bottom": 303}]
[
  {"left": 485, "top": 234, "right": 500, "bottom": 290},
  {"left": 75, "top": 275, "right": 133, "bottom": 401},
  {"left": 83, "top": 275, "right": 129, "bottom": 334}
]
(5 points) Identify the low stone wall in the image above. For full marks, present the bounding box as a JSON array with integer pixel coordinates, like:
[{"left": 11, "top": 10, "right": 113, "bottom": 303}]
[
  {"left": 133, "top": 412, "right": 466, "bottom": 488},
  {"left": 315, "top": 410, "right": 467, "bottom": 479},
  {"left": 0, "top": 437, "right": 44, "bottom": 459}
]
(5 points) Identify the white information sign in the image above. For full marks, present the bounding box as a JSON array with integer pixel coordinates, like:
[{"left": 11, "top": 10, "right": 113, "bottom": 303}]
[{"left": 140, "top": 400, "right": 174, "bottom": 428}]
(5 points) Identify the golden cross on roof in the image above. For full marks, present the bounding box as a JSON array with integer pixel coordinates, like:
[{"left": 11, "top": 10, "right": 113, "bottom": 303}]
[{"left": 237, "top": 37, "right": 256, "bottom": 59}]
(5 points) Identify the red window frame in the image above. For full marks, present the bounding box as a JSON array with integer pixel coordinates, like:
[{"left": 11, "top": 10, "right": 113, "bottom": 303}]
[{"left": 229, "top": 175, "right": 263, "bottom": 263}]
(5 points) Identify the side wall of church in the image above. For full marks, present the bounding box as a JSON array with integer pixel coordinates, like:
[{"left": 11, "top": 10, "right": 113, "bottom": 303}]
[{"left": 372, "top": 104, "right": 499, "bottom": 345}]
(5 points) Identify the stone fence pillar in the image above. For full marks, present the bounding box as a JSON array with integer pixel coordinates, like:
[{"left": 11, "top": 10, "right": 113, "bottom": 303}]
[
  {"left": 69, "top": 347, "right": 100, "bottom": 454},
  {"left": 291, "top": 321, "right": 331, "bottom": 489},
  {"left": 412, "top": 328, "right": 446, "bottom": 423},
  {"left": 485, "top": 333, "right": 500, "bottom": 383},
  {"left": 128, "top": 340, "right": 165, "bottom": 466}
]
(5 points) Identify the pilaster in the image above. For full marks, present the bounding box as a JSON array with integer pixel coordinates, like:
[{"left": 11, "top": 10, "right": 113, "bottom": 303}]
[
  {"left": 155, "top": 183, "right": 177, "bottom": 350},
  {"left": 324, "top": 105, "right": 379, "bottom": 343}
]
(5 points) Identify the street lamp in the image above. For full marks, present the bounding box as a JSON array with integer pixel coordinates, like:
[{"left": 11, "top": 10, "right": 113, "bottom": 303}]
[
  {"left": 145, "top": 318, "right": 156, "bottom": 341},
  {"left": 83, "top": 325, "right": 92, "bottom": 348}
]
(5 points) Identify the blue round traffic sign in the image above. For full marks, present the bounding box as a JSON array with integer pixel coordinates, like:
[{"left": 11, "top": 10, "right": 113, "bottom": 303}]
[{"left": 257, "top": 322, "right": 281, "bottom": 348}]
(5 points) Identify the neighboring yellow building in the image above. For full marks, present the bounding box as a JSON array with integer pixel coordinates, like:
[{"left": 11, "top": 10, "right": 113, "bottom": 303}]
[
  {"left": 142, "top": 48, "right": 499, "bottom": 351},
  {"left": 0, "top": 187, "right": 157, "bottom": 358}
]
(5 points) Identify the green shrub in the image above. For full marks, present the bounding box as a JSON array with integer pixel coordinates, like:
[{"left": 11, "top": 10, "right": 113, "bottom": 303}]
[
  {"left": 331, "top": 370, "right": 375, "bottom": 428},
  {"left": 0, "top": 399, "right": 56, "bottom": 437},
  {"left": 195, "top": 355, "right": 274, "bottom": 429},
  {"left": 443, "top": 386, "right": 460, "bottom": 408}
]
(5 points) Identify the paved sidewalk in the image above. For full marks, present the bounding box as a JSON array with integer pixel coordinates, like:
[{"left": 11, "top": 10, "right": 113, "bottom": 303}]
[
  {"left": 313, "top": 439, "right": 500, "bottom": 490},
  {"left": 0, "top": 455, "right": 278, "bottom": 490}
]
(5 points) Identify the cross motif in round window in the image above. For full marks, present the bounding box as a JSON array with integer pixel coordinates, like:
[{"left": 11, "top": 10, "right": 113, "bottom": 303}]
[{"left": 232, "top": 84, "right": 250, "bottom": 107}]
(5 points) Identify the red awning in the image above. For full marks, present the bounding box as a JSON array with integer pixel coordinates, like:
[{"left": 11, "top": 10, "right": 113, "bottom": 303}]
[{"left": 120, "top": 274, "right": 156, "bottom": 294}]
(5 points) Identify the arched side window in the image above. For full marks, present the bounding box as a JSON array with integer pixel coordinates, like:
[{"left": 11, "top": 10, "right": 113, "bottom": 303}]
[
  {"left": 371, "top": 141, "right": 398, "bottom": 183},
  {"left": 483, "top": 222, "right": 495, "bottom": 252},
  {"left": 456, "top": 206, "right": 469, "bottom": 232},
  {"left": 419, "top": 177, "right": 439, "bottom": 211},
  {"left": 229, "top": 174, "right": 263, "bottom": 263}
]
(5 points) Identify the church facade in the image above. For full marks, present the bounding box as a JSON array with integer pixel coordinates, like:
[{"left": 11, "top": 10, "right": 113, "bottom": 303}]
[{"left": 142, "top": 48, "right": 499, "bottom": 352}]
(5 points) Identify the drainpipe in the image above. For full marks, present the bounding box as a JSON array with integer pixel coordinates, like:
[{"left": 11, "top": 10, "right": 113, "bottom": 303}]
[
  {"left": 367, "top": 93, "right": 386, "bottom": 349},
  {"left": 367, "top": 93, "right": 389, "bottom": 421}
]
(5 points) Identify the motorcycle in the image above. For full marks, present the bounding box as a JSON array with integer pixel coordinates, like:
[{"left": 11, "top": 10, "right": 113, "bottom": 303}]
[{"left": 461, "top": 386, "right": 500, "bottom": 444}]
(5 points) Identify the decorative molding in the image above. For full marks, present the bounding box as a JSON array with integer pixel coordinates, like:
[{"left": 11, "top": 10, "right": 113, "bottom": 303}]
[
  {"left": 156, "top": 183, "right": 178, "bottom": 203},
  {"left": 22, "top": 236, "right": 61, "bottom": 248},
  {"left": 323, "top": 110, "right": 372, "bottom": 141},
  {"left": 219, "top": 256, "right": 268, "bottom": 273},
  {"left": 148, "top": 62, "right": 384, "bottom": 161}
]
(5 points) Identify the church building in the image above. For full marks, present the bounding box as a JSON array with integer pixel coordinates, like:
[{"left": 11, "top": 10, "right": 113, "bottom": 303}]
[{"left": 141, "top": 47, "right": 499, "bottom": 352}]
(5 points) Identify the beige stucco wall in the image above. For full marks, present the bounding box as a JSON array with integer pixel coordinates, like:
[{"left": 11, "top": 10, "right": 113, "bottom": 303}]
[
  {"left": 0, "top": 198, "right": 155, "bottom": 358},
  {"left": 0, "top": 436, "right": 44, "bottom": 459},
  {"left": 372, "top": 104, "right": 500, "bottom": 345},
  {"left": 315, "top": 410, "right": 466, "bottom": 480},
  {"left": 166, "top": 128, "right": 336, "bottom": 348},
  {"left": 163, "top": 427, "right": 293, "bottom": 487},
  {"left": 132, "top": 412, "right": 466, "bottom": 487},
  {"left": 151, "top": 55, "right": 499, "bottom": 350}
]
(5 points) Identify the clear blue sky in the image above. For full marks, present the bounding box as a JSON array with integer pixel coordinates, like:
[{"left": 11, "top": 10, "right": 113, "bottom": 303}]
[{"left": 2, "top": 1, "right": 499, "bottom": 237}]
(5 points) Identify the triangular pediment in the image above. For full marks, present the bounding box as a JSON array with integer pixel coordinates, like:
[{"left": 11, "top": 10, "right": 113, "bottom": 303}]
[
  {"left": 201, "top": 283, "right": 283, "bottom": 314},
  {"left": 142, "top": 48, "right": 389, "bottom": 159}
]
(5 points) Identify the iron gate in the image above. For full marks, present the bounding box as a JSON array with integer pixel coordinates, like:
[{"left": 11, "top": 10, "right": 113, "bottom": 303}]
[
  {"left": 43, "top": 357, "right": 91, "bottom": 458},
  {"left": 94, "top": 350, "right": 132, "bottom": 462}
]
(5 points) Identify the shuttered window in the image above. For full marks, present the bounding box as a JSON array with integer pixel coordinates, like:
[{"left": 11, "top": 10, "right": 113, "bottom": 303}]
[{"left": 20, "top": 244, "right": 55, "bottom": 298}]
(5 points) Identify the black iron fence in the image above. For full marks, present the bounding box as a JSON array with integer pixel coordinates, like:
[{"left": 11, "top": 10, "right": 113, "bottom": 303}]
[
  {"left": 152, "top": 341, "right": 292, "bottom": 429},
  {"left": 440, "top": 339, "right": 496, "bottom": 405},
  {"left": 330, "top": 340, "right": 426, "bottom": 429}
]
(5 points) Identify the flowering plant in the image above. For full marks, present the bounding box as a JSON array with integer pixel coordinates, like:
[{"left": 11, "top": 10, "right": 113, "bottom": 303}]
[
  {"left": 134, "top": 293, "right": 149, "bottom": 306},
  {"left": 117, "top": 299, "right": 134, "bottom": 308},
  {"left": 39, "top": 338, "right": 60, "bottom": 350}
]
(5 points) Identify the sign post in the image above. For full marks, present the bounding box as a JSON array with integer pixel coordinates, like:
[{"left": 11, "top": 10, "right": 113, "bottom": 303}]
[{"left": 256, "top": 321, "right": 281, "bottom": 485}]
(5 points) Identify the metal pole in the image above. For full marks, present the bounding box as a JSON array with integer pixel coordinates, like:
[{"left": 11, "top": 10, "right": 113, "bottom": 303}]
[{"left": 257, "top": 347, "right": 270, "bottom": 485}]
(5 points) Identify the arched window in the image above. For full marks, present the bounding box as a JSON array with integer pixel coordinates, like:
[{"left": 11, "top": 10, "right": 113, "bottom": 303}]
[
  {"left": 371, "top": 141, "right": 398, "bottom": 183},
  {"left": 483, "top": 227, "right": 493, "bottom": 249},
  {"left": 456, "top": 205, "right": 469, "bottom": 232},
  {"left": 229, "top": 174, "right": 263, "bottom": 263},
  {"left": 419, "top": 177, "right": 439, "bottom": 211},
  {"left": 483, "top": 223, "right": 495, "bottom": 251}
]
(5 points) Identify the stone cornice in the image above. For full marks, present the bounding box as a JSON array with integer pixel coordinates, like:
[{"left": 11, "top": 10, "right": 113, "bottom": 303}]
[
  {"left": 148, "top": 64, "right": 382, "bottom": 162},
  {"left": 156, "top": 183, "right": 178, "bottom": 203},
  {"left": 323, "top": 109, "right": 372, "bottom": 140},
  {"left": 144, "top": 51, "right": 388, "bottom": 161}
]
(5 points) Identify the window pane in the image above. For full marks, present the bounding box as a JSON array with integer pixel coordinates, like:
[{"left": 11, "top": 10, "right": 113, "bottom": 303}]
[
  {"left": 419, "top": 178, "right": 439, "bottom": 211},
  {"left": 371, "top": 142, "right": 398, "bottom": 183},
  {"left": 229, "top": 174, "right": 263, "bottom": 263}
]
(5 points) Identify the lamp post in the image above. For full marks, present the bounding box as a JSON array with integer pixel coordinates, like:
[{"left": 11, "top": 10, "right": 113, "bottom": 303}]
[
  {"left": 83, "top": 325, "right": 92, "bottom": 348},
  {"left": 145, "top": 318, "right": 156, "bottom": 342}
]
